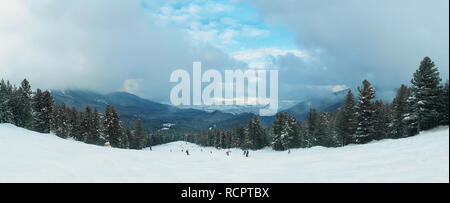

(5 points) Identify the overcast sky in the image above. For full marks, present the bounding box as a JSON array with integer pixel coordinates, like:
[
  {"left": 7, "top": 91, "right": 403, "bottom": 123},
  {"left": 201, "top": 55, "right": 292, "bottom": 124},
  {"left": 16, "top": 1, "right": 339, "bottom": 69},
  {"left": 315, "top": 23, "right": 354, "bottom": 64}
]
[{"left": 0, "top": 0, "right": 448, "bottom": 104}]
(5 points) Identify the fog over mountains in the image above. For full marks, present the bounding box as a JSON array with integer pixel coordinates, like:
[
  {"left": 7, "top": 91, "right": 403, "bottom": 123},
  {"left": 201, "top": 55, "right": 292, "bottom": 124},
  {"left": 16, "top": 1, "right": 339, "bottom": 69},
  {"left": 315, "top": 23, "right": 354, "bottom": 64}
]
[{"left": 51, "top": 89, "right": 363, "bottom": 131}]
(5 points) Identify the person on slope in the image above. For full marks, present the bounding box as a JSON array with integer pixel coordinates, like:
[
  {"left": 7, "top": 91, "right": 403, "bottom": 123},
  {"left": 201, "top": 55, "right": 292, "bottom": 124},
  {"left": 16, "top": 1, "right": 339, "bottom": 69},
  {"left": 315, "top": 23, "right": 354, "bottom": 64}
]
[{"left": 186, "top": 149, "right": 190, "bottom": 155}]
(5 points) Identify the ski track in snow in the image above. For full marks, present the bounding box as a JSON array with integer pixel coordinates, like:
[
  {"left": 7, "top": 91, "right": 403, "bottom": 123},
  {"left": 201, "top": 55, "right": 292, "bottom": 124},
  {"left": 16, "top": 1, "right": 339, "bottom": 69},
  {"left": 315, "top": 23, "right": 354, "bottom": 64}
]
[{"left": 0, "top": 124, "right": 448, "bottom": 183}]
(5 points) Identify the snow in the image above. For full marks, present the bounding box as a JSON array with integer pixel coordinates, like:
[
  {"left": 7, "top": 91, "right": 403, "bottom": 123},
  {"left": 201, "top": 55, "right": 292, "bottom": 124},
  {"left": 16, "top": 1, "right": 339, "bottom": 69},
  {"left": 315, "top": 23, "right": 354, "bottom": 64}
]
[{"left": 0, "top": 123, "right": 448, "bottom": 183}]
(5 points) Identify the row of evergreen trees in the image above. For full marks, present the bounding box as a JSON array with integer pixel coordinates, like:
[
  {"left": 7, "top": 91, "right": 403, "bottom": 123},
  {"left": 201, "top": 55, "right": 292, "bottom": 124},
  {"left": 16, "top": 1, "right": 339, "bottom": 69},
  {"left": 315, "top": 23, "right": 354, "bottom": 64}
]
[
  {"left": 0, "top": 79, "right": 158, "bottom": 149},
  {"left": 274, "top": 57, "right": 448, "bottom": 150},
  {"left": 190, "top": 57, "right": 449, "bottom": 151},
  {"left": 191, "top": 116, "right": 269, "bottom": 150}
]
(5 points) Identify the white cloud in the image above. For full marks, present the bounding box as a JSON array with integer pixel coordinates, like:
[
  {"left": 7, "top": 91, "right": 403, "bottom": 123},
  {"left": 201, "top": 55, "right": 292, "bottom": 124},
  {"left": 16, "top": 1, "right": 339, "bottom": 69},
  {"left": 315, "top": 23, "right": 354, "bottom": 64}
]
[
  {"left": 307, "top": 85, "right": 349, "bottom": 93},
  {"left": 0, "top": 0, "right": 241, "bottom": 102},
  {"left": 120, "top": 79, "right": 140, "bottom": 94},
  {"left": 230, "top": 48, "right": 308, "bottom": 63}
]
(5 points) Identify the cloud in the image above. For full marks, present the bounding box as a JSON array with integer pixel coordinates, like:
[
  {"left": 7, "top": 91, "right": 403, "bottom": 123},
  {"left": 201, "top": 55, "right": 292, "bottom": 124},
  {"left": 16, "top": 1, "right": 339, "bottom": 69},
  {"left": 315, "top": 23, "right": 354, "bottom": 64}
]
[
  {"left": 0, "top": 0, "right": 241, "bottom": 102},
  {"left": 230, "top": 47, "right": 307, "bottom": 63},
  {"left": 120, "top": 79, "right": 141, "bottom": 94},
  {"left": 153, "top": 0, "right": 271, "bottom": 48},
  {"left": 247, "top": 0, "right": 449, "bottom": 95}
]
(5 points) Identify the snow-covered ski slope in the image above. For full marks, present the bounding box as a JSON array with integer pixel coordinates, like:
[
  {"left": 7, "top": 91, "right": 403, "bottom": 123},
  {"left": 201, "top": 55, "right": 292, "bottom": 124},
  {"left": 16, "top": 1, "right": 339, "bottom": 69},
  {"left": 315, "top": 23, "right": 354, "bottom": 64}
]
[{"left": 0, "top": 123, "right": 448, "bottom": 183}]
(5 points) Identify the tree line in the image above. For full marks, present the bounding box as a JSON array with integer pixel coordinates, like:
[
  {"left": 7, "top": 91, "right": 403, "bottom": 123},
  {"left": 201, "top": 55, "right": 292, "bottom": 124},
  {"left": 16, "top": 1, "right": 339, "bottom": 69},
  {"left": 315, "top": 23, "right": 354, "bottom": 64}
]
[
  {"left": 190, "top": 57, "right": 449, "bottom": 151},
  {"left": 0, "top": 79, "right": 161, "bottom": 149}
]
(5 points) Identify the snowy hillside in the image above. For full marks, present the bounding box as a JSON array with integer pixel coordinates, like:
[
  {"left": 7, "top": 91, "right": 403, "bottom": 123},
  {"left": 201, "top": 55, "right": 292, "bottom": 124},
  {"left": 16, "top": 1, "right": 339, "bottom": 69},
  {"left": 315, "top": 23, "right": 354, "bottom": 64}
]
[{"left": 0, "top": 123, "right": 448, "bottom": 183}]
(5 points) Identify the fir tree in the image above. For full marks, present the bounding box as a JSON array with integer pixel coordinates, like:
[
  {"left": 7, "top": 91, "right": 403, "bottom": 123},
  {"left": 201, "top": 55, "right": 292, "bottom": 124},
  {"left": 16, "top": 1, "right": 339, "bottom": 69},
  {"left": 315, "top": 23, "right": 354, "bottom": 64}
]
[
  {"left": 390, "top": 84, "right": 410, "bottom": 138},
  {"left": 68, "top": 106, "right": 83, "bottom": 141},
  {"left": 407, "top": 57, "right": 442, "bottom": 134},
  {"left": 103, "top": 106, "right": 122, "bottom": 147},
  {"left": 271, "top": 113, "right": 286, "bottom": 151},
  {"left": 124, "top": 127, "right": 132, "bottom": 149},
  {"left": 439, "top": 80, "right": 449, "bottom": 126},
  {"left": 246, "top": 116, "right": 266, "bottom": 150},
  {"left": 12, "top": 79, "right": 33, "bottom": 128},
  {"left": 335, "top": 90, "right": 356, "bottom": 145},
  {"left": 304, "top": 108, "right": 319, "bottom": 147},
  {"left": 355, "top": 80, "right": 376, "bottom": 144},
  {"left": 85, "top": 108, "right": 102, "bottom": 145},
  {"left": 32, "top": 89, "right": 53, "bottom": 133},
  {"left": 373, "top": 100, "right": 389, "bottom": 140},
  {"left": 0, "top": 79, "right": 13, "bottom": 123},
  {"left": 130, "top": 119, "right": 144, "bottom": 149},
  {"left": 232, "top": 125, "right": 246, "bottom": 148}
]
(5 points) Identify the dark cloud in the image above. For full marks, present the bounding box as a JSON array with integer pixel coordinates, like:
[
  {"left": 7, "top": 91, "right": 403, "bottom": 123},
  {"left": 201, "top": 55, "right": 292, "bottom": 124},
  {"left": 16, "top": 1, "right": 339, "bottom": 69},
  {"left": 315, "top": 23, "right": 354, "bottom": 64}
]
[
  {"left": 0, "top": 0, "right": 241, "bottom": 102},
  {"left": 248, "top": 0, "right": 449, "bottom": 98}
]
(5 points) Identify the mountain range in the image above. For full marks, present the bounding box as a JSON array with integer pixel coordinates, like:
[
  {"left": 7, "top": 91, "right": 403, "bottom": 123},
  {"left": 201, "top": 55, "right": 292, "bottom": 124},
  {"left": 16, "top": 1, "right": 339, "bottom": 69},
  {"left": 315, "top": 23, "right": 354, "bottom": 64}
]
[{"left": 51, "top": 89, "right": 346, "bottom": 131}]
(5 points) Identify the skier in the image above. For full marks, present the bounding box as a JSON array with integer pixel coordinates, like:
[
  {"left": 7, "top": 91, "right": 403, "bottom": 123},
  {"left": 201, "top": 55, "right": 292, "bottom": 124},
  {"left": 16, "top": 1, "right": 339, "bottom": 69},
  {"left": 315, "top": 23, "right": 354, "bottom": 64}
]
[
  {"left": 288, "top": 149, "right": 291, "bottom": 154},
  {"left": 245, "top": 150, "right": 249, "bottom": 157},
  {"left": 186, "top": 149, "right": 190, "bottom": 155}
]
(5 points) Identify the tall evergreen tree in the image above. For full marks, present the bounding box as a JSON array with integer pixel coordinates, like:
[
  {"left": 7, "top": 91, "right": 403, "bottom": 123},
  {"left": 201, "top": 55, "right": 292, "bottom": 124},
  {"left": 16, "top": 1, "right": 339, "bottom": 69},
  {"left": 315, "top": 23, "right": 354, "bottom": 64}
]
[
  {"left": 246, "top": 116, "right": 266, "bottom": 150},
  {"left": 103, "top": 106, "right": 122, "bottom": 147},
  {"left": 439, "top": 80, "right": 449, "bottom": 126},
  {"left": 130, "top": 119, "right": 144, "bottom": 149},
  {"left": 355, "top": 80, "right": 376, "bottom": 144},
  {"left": 81, "top": 106, "right": 93, "bottom": 141},
  {"left": 390, "top": 84, "right": 410, "bottom": 138},
  {"left": 407, "top": 57, "right": 442, "bottom": 134},
  {"left": 335, "top": 90, "right": 356, "bottom": 146},
  {"left": 12, "top": 79, "right": 33, "bottom": 128},
  {"left": 232, "top": 125, "right": 246, "bottom": 148},
  {"left": 373, "top": 100, "right": 389, "bottom": 140},
  {"left": 85, "top": 108, "right": 102, "bottom": 145},
  {"left": 0, "top": 79, "right": 14, "bottom": 123},
  {"left": 68, "top": 106, "right": 83, "bottom": 141},
  {"left": 32, "top": 89, "right": 54, "bottom": 133},
  {"left": 304, "top": 108, "right": 319, "bottom": 147},
  {"left": 271, "top": 113, "right": 286, "bottom": 151}
]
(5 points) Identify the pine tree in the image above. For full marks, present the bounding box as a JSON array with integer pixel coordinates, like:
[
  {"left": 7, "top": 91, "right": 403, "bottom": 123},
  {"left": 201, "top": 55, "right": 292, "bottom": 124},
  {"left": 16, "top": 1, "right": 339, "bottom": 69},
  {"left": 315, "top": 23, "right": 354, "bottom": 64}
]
[
  {"left": 32, "top": 89, "right": 44, "bottom": 132},
  {"left": 439, "top": 80, "right": 449, "bottom": 126},
  {"left": 407, "top": 57, "right": 442, "bottom": 134},
  {"left": 271, "top": 113, "right": 286, "bottom": 150},
  {"left": 124, "top": 127, "right": 132, "bottom": 149},
  {"left": 373, "top": 100, "right": 389, "bottom": 140},
  {"left": 390, "top": 84, "right": 410, "bottom": 138},
  {"left": 32, "top": 89, "right": 54, "bottom": 133},
  {"left": 335, "top": 90, "right": 356, "bottom": 146},
  {"left": 246, "top": 116, "right": 265, "bottom": 150},
  {"left": 53, "top": 102, "right": 69, "bottom": 138},
  {"left": 81, "top": 106, "right": 93, "bottom": 142},
  {"left": 355, "top": 80, "right": 376, "bottom": 144},
  {"left": 304, "top": 108, "right": 319, "bottom": 147},
  {"left": 0, "top": 79, "right": 14, "bottom": 123},
  {"left": 85, "top": 108, "right": 102, "bottom": 145},
  {"left": 130, "top": 119, "right": 144, "bottom": 149},
  {"left": 315, "top": 112, "right": 336, "bottom": 147},
  {"left": 12, "top": 79, "right": 33, "bottom": 128},
  {"left": 103, "top": 106, "right": 122, "bottom": 147},
  {"left": 232, "top": 125, "right": 246, "bottom": 149},
  {"left": 280, "top": 120, "right": 291, "bottom": 150},
  {"left": 68, "top": 106, "right": 83, "bottom": 141}
]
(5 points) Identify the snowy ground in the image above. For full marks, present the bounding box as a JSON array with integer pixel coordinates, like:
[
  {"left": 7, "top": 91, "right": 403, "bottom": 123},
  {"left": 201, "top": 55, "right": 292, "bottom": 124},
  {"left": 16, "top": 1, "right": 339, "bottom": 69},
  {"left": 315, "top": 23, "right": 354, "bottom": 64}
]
[{"left": 0, "top": 123, "right": 448, "bottom": 183}]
